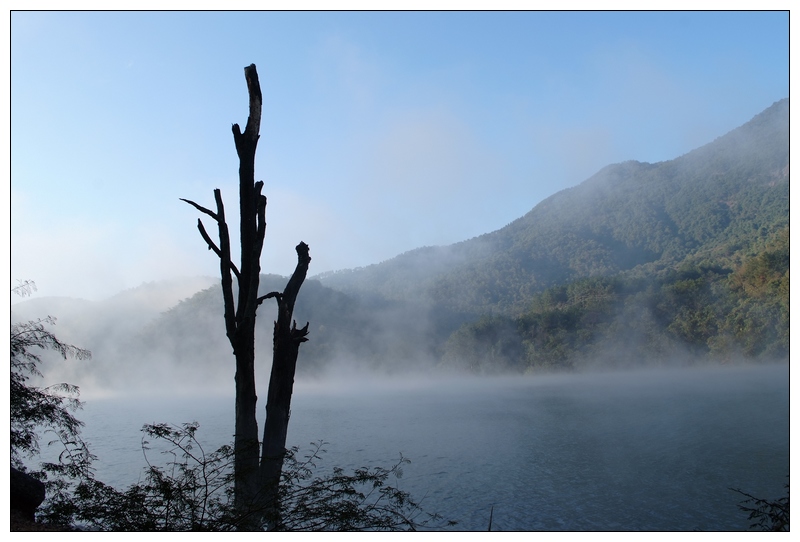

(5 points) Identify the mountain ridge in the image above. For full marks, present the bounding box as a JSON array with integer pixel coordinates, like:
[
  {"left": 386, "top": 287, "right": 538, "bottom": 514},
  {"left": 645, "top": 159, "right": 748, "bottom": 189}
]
[
  {"left": 317, "top": 98, "right": 788, "bottom": 314},
  {"left": 15, "top": 98, "right": 789, "bottom": 391}
]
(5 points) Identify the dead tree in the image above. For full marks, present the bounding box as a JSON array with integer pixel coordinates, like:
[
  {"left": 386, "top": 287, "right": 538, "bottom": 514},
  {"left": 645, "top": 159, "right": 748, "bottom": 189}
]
[{"left": 181, "top": 63, "right": 310, "bottom": 525}]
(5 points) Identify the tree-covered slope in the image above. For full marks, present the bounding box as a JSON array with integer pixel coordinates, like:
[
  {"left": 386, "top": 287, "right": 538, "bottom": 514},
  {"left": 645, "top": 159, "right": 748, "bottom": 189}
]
[
  {"left": 126, "top": 274, "right": 474, "bottom": 387},
  {"left": 441, "top": 226, "right": 789, "bottom": 373},
  {"left": 320, "top": 99, "right": 789, "bottom": 316}
]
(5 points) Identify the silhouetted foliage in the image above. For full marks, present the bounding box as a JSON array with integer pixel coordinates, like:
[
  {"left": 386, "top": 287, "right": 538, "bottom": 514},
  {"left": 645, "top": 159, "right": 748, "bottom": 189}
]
[
  {"left": 10, "top": 282, "right": 91, "bottom": 467},
  {"left": 730, "top": 482, "right": 789, "bottom": 531},
  {"left": 36, "top": 423, "right": 454, "bottom": 531}
]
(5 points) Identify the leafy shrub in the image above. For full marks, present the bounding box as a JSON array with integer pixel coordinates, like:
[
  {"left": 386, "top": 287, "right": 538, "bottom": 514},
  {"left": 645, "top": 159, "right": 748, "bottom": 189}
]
[{"left": 36, "top": 422, "right": 454, "bottom": 531}]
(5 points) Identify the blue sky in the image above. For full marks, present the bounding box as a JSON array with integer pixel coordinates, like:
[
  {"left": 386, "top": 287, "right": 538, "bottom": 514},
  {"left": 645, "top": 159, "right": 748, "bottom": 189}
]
[{"left": 10, "top": 11, "right": 789, "bottom": 300}]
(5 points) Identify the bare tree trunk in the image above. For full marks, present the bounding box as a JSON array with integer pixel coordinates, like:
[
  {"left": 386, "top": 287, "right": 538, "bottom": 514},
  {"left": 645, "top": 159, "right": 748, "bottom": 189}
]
[
  {"left": 183, "top": 64, "right": 310, "bottom": 528},
  {"left": 229, "top": 63, "right": 266, "bottom": 514},
  {"left": 259, "top": 242, "right": 311, "bottom": 513}
]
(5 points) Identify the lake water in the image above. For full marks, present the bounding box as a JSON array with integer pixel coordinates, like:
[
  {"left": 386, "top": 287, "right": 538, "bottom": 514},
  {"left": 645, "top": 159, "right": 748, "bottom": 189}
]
[{"left": 45, "top": 363, "right": 789, "bottom": 531}]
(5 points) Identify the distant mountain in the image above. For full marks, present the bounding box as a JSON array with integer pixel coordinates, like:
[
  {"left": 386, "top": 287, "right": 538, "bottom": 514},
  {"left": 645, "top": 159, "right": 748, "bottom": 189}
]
[
  {"left": 148, "top": 97, "right": 782, "bottom": 380},
  {"left": 10, "top": 277, "right": 217, "bottom": 392},
  {"left": 12, "top": 272, "right": 472, "bottom": 393},
  {"left": 14, "top": 99, "right": 789, "bottom": 392},
  {"left": 318, "top": 99, "right": 789, "bottom": 315}
]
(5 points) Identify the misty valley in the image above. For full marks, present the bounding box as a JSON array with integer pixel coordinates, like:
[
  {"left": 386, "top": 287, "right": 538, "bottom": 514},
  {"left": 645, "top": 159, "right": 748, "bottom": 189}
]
[
  {"left": 13, "top": 100, "right": 789, "bottom": 390},
  {"left": 12, "top": 98, "right": 789, "bottom": 530}
]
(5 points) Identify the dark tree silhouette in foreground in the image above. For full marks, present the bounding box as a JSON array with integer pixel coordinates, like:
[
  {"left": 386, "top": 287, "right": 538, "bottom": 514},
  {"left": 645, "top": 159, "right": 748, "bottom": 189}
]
[
  {"left": 10, "top": 280, "right": 91, "bottom": 525},
  {"left": 182, "top": 63, "right": 310, "bottom": 524}
]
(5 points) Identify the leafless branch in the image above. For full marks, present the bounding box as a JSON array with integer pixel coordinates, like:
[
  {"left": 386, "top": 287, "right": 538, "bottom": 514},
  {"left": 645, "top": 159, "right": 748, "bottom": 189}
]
[
  {"left": 197, "top": 220, "right": 241, "bottom": 280},
  {"left": 257, "top": 292, "right": 282, "bottom": 306},
  {"left": 180, "top": 198, "right": 219, "bottom": 222}
]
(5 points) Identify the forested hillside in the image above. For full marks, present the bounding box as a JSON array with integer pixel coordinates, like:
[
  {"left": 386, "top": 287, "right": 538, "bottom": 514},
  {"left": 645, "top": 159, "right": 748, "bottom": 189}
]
[
  {"left": 320, "top": 99, "right": 788, "bottom": 316},
  {"left": 441, "top": 227, "right": 789, "bottom": 373},
  {"left": 319, "top": 98, "right": 789, "bottom": 371}
]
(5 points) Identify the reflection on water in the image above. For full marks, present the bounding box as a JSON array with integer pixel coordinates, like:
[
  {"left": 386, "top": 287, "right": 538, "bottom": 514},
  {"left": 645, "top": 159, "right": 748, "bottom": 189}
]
[{"left": 50, "top": 363, "right": 788, "bottom": 531}]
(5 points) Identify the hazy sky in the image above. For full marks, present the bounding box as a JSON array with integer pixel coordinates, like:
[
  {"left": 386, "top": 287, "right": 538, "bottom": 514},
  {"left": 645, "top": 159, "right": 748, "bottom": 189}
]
[{"left": 10, "top": 11, "right": 789, "bottom": 300}]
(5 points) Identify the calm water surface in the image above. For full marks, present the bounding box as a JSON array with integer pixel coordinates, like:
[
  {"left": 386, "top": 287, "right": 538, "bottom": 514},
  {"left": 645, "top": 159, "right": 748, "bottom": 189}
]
[{"left": 62, "top": 364, "right": 788, "bottom": 531}]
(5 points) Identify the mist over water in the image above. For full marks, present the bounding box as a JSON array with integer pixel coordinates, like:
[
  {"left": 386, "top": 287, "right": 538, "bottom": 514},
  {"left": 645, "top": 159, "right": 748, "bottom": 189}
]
[{"left": 48, "top": 362, "right": 788, "bottom": 531}]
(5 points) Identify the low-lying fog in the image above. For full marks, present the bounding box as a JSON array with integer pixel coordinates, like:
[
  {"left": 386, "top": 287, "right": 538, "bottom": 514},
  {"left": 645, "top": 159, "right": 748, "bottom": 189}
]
[{"left": 12, "top": 277, "right": 788, "bottom": 401}]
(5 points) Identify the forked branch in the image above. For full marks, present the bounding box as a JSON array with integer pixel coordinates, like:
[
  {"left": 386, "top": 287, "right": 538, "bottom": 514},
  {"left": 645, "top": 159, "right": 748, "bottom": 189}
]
[{"left": 181, "top": 198, "right": 241, "bottom": 281}]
